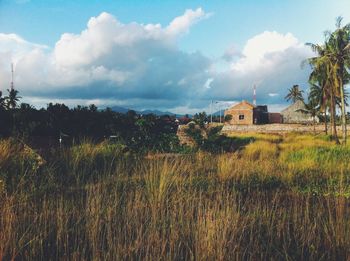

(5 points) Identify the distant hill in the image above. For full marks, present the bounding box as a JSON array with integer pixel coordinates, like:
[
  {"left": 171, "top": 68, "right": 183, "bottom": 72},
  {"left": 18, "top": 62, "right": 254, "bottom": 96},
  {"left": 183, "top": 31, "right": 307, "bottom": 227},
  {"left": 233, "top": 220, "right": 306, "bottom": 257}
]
[
  {"left": 140, "top": 109, "right": 176, "bottom": 116},
  {"left": 109, "top": 106, "right": 131, "bottom": 113},
  {"left": 110, "top": 106, "right": 184, "bottom": 116},
  {"left": 109, "top": 105, "right": 224, "bottom": 118},
  {"left": 211, "top": 110, "right": 226, "bottom": 116}
]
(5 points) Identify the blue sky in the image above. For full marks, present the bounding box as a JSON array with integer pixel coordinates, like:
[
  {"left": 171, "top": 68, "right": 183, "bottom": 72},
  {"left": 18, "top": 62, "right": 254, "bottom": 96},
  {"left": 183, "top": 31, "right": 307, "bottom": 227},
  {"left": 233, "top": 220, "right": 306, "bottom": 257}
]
[
  {"left": 0, "top": 0, "right": 349, "bottom": 113},
  {"left": 1, "top": 0, "right": 349, "bottom": 55}
]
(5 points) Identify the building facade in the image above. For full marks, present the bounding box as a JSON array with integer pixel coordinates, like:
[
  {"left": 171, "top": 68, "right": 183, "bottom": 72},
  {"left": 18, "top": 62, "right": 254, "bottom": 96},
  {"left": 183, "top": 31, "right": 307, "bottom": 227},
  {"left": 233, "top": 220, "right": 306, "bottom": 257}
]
[
  {"left": 225, "top": 100, "right": 254, "bottom": 125},
  {"left": 225, "top": 100, "right": 269, "bottom": 125},
  {"left": 224, "top": 100, "right": 318, "bottom": 125},
  {"left": 268, "top": 113, "right": 283, "bottom": 124}
]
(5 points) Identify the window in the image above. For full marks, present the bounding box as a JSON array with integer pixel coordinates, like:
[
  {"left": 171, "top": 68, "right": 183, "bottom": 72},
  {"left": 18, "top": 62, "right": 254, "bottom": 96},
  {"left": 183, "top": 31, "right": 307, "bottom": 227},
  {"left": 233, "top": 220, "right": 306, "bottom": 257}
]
[{"left": 239, "top": 114, "right": 244, "bottom": 120}]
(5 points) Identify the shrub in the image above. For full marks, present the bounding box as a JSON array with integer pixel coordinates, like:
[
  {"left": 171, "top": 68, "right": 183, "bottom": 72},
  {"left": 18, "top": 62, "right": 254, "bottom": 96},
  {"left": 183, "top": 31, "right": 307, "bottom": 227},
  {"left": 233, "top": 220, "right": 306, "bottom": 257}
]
[{"left": 0, "top": 138, "right": 45, "bottom": 192}]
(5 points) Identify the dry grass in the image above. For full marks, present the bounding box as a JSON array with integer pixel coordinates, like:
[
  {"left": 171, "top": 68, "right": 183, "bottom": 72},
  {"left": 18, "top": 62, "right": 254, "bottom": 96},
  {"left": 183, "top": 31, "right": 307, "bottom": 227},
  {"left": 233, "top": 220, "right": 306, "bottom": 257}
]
[
  {"left": 1, "top": 134, "right": 350, "bottom": 260},
  {"left": 243, "top": 140, "right": 279, "bottom": 160}
]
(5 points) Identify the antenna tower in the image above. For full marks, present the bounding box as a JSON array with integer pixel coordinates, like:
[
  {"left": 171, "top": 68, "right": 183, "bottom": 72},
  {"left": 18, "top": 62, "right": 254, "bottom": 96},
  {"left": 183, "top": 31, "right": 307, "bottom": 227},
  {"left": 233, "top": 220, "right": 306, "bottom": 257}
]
[{"left": 253, "top": 84, "right": 256, "bottom": 106}]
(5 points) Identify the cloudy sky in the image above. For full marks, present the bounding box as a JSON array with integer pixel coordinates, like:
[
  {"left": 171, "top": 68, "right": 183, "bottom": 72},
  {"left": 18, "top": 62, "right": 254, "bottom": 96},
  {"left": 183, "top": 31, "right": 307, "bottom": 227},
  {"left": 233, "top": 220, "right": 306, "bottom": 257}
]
[{"left": 0, "top": 0, "right": 349, "bottom": 113}]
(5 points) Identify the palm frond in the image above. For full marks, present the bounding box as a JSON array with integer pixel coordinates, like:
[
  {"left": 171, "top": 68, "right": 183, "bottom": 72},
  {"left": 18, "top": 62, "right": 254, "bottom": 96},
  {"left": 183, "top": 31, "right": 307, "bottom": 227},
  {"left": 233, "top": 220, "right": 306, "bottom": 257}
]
[
  {"left": 344, "top": 43, "right": 350, "bottom": 52},
  {"left": 336, "top": 16, "right": 343, "bottom": 29}
]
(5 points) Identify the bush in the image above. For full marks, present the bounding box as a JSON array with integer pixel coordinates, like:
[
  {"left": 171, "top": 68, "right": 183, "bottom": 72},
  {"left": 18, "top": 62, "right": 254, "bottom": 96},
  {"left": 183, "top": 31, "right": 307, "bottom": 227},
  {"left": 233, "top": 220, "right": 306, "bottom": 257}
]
[
  {"left": 224, "top": 114, "right": 232, "bottom": 122},
  {"left": 0, "top": 138, "right": 46, "bottom": 192},
  {"left": 184, "top": 124, "right": 254, "bottom": 153}
]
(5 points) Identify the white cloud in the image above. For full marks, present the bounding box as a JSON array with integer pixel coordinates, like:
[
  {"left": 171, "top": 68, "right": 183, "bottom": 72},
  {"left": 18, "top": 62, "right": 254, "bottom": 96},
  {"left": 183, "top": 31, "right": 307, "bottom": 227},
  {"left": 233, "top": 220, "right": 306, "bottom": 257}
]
[
  {"left": 21, "top": 96, "right": 107, "bottom": 109},
  {"left": 0, "top": 9, "right": 211, "bottom": 105},
  {"left": 53, "top": 9, "right": 209, "bottom": 69},
  {"left": 204, "top": 78, "right": 213, "bottom": 89},
  {"left": 0, "top": 11, "right": 313, "bottom": 113},
  {"left": 209, "top": 31, "right": 313, "bottom": 107},
  {"left": 0, "top": 33, "right": 47, "bottom": 61},
  {"left": 232, "top": 31, "right": 301, "bottom": 73},
  {"left": 166, "top": 8, "right": 210, "bottom": 36}
]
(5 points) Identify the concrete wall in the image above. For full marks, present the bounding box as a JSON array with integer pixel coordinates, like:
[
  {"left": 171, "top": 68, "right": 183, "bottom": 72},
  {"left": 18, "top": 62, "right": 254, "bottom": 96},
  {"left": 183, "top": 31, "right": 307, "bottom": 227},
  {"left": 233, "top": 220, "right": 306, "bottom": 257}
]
[
  {"left": 268, "top": 113, "right": 283, "bottom": 124},
  {"left": 222, "top": 124, "right": 349, "bottom": 134},
  {"left": 176, "top": 125, "right": 196, "bottom": 146}
]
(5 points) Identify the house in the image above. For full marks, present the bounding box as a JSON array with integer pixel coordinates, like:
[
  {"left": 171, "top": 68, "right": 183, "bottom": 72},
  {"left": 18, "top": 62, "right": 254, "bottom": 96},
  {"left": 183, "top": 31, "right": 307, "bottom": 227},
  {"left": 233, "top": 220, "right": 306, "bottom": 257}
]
[
  {"left": 224, "top": 100, "right": 269, "bottom": 125},
  {"left": 281, "top": 100, "right": 319, "bottom": 124},
  {"left": 268, "top": 113, "right": 283, "bottom": 124},
  {"left": 254, "top": 105, "right": 269, "bottom": 124},
  {"left": 177, "top": 116, "right": 191, "bottom": 125},
  {"left": 224, "top": 99, "right": 318, "bottom": 125}
]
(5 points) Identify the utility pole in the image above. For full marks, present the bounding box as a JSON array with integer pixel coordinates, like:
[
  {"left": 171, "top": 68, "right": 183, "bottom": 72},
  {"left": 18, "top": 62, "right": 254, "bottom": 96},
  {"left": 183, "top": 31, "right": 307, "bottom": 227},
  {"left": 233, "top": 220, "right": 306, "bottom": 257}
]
[
  {"left": 10, "top": 63, "right": 14, "bottom": 90},
  {"left": 215, "top": 101, "right": 221, "bottom": 123},
  {"left": 253, "top": 84, "right": 256, "bottom": 106},
  {"left": 210, "top": 100, "right": 213, "bottom": 123}
]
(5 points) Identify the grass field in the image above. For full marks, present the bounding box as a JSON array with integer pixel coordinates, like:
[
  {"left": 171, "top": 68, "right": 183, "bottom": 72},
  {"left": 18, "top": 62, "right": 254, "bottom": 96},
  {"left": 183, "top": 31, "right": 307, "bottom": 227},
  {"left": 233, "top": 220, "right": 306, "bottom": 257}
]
[{"left": 1, "top": 134, "right": 350, "bottom": 260}]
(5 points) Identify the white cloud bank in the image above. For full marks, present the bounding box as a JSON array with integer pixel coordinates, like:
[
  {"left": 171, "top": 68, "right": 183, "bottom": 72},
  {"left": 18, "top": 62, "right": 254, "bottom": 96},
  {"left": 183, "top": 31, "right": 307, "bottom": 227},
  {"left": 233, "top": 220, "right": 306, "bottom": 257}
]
[
  {"left": 210, "top": 31, "right": 313, "bottom": 106},
  {"left": 0, "top": 9, "right": 313, "bottom": 113}
]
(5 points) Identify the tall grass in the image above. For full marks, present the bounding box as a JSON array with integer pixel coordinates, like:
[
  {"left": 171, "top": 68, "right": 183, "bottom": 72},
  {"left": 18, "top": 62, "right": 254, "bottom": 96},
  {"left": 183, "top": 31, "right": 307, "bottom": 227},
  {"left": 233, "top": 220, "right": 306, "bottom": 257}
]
[{"left": 1, "top": 134, "right": 350, "bottom": 260}]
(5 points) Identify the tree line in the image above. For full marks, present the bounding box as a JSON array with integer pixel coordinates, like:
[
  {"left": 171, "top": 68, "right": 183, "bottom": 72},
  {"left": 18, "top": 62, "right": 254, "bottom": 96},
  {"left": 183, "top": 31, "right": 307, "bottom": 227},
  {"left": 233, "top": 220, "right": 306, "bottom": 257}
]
[
  {"left": 307, "top": 17, "right": 350, "bottom": 144},
  {"left": 284, "top": 17, "right": 350, "bottom": 144},
  {"left": 0, "top": 99, "right": 180, "bottom": 153}
]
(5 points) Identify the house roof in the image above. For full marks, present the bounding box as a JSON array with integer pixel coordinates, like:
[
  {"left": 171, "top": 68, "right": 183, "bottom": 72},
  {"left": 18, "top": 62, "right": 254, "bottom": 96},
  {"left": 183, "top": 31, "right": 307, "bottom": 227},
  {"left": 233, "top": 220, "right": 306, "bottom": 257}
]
[
  {"left": 227, "top": 100, "right": 255, "bottom": 110},
  {"left": 281, "top": 100, "right": 306, "bottom": 114}
]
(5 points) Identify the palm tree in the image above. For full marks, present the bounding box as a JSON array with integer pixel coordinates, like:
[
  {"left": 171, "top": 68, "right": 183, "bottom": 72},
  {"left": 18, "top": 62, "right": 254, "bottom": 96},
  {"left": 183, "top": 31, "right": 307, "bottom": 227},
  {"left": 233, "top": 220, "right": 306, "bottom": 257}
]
[
  {"left": 300, "top": 98, "right": 319, "bottom": 135},
  {"left": 285, "top": 85, "right": 304, "bottom": 103},
  {"left": 0, "top": 91, "right": 6, "bottom": 109},
  {"left": 306, "top": 41, "right": 340, "bottom": 144},
  {"left": 309, "top": 74, "right": 329, "bottom": 134},
  {"left": 5, "top": 88, "right": 21, "bottom": 109},
  {"left": 325, "top": 17, "right": 350, "bottom": 144}
]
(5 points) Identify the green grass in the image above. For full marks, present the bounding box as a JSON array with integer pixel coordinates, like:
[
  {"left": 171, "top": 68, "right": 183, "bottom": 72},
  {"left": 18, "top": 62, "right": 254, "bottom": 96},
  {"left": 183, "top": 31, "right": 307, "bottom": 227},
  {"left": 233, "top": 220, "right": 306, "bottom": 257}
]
[{"left": 1, "top": 134, "right": 350, "bottom": 260}]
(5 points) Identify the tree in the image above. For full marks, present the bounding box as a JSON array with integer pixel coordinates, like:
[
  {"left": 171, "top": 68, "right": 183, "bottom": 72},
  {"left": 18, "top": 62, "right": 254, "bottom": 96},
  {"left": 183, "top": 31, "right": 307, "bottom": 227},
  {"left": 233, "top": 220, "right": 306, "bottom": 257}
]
[
  {"left": 308, "top": 65, "right": 330, "bottom": 134},
  {"left": 285, "top": 85, "right": 304, "bottom": 103},
  {"left": 0, "top": 91, "right": 6, "bottom": 110},
  {"left": 89, "top": 104, "right": 98, "bottom": 112},
  {"left": 5, "top": 88, "right": 21, "bottom": 109},
  {"left": 193, "top": 112, "right": 208, "bottom": 128},
  {"left": 299, "top": 98, "right": 319, "bottom": 135},
  {"left": 324, "top": 17, "right": 350, "bottom": 144},
  {"left": 306, "top": 40, "right": 340, "bottom": 143},
  {"left": 224, "top": 114, "right": 233, "bottom": 122}
]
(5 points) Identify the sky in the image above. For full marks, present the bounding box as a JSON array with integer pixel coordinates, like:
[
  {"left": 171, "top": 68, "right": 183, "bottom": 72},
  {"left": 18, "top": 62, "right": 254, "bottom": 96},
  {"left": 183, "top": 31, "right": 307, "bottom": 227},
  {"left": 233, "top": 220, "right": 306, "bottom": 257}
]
[{"left": 0, "top": 0, "right": 349, "bottom": 113}]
